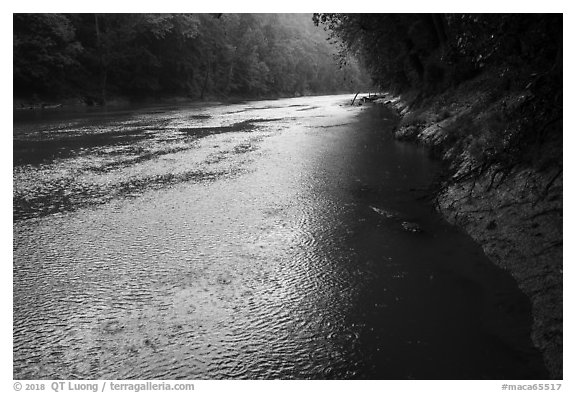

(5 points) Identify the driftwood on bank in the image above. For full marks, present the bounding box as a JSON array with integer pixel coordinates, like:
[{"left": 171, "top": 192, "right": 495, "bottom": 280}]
[
  {"left": 352, "top": 92, "right": 388, "bottom": 106},
  {"left": 351, "top": 92, "right": 360, "bottom": 106}
]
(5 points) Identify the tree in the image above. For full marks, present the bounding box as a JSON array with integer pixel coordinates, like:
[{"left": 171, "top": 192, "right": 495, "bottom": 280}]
[
  {"left": 14, "top": 13, "right": 373, "bottom": 102},
  {"left": 14, "top": 14, "right": 82, "bottom": 97},
  {"left": 314, "top": 13, "right": 562, "bottom": 94}
]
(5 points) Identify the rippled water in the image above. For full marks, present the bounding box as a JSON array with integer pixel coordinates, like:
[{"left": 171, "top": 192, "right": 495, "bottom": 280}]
[{"left": 13, "top": 95, "right": 547, "bottom": 379}]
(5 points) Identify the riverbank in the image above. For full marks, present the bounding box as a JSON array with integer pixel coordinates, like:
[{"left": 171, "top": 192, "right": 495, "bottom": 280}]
[
  {"left": 373, "top": 69, "right": 563, "bottom": 379},
  {"left": 13, "top": 90, "right": 356, "bottom": 112},
  {"left": 13, "top": 95, "right": 230, "bottom": 111}
]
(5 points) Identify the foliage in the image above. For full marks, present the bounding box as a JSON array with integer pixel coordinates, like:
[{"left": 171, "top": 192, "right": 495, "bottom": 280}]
[
  {"left": 14, "top": 14, "right": 83, "bottom": 96},
  {"left": 314, "top": 14, "right": 562, "bottom": 95},
  {"left": 14, "top": 13, "right": 372, "bottom": 102}
]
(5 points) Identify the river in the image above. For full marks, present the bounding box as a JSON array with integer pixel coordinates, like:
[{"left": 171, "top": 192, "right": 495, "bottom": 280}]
[{"left": 13, "top": 94, "right": 547, "bottom": 379}]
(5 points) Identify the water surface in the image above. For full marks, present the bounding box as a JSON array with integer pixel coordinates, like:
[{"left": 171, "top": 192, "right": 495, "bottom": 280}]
[{"left": 13, "top": 95, "right": 547, "bottom": 379}]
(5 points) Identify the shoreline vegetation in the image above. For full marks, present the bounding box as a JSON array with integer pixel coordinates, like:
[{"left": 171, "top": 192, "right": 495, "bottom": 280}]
[{"left": 13, "top": 14, "right": 372, "bottom": 109}]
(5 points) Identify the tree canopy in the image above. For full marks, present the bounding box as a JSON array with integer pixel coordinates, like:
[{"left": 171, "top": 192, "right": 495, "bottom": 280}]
[
  {"left": 14, "top": 13, "right": 372, "bottom": 103},
  {"left": 313, "top": 14, "right": 562, "bottom": 94}
]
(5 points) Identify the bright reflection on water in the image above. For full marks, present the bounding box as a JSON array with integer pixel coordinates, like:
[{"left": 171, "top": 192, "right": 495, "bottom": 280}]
[{"left": 13, "top": 95, "right": 547, "bottom": 379}]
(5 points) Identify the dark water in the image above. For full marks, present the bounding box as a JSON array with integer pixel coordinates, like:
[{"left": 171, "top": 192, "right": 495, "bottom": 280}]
[{"left": 13, "top": 95, "right": 547, "bottom": 379}]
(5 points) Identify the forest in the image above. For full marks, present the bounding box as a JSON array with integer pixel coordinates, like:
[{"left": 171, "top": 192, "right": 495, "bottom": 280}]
[
  {"left": 314, "top": 14, "right": 562, "bottom": 94},
  {"left": 13, "top": 13, "right": 371, "bottom": 104}
]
